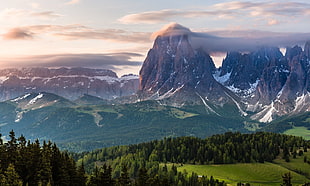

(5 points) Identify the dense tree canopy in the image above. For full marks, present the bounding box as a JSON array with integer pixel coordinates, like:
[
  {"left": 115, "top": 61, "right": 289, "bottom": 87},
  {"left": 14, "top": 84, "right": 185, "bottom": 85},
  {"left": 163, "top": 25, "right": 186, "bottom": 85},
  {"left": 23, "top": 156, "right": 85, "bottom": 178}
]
[{"left": 0, "top": 131, "right": 309, "bottom": 185}]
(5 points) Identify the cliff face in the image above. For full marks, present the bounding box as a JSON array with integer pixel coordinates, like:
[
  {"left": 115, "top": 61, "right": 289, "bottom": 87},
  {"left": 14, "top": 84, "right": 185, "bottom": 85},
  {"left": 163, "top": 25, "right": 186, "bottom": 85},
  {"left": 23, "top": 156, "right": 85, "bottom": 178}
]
[
  {"left": 139, "top": 23, "right": 310, "bottom": 122},
  {"left": 139, "top": 33, "right": 236, "bottom": 107},
  {"left": 215, "top": 42, "right": 310, "bottom": 122},
  {"left": 0, "top": 67, "right": 139, "bottom": 101}
]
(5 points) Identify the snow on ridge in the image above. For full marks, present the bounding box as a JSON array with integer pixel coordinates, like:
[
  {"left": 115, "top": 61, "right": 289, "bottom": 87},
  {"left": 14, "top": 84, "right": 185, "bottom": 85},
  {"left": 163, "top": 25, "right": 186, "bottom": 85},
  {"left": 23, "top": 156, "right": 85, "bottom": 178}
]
[
  {"left": 224, "top": 92, "right": 248, "bottom": 116},
  {"left": 196, "top": 92, "right": 220, "bottom": 116},
  {"left": 227, "top": 80, "right": 259, "bottom": 98},
  {"left": 157, "top": 84, "right": 185, "bottom": 100},
  {"left": 28, "top": 93, "right": 44, "bottom": 105},
  {"left": 258, "top": 102, "right": 275, "bottom": 123},
  {"left": 0, "top": 74, "right": 138, "bottom": 85},
  {"left": 0, "top": 76, "right": 9, "bottom": 84},
  {"left": 213, "top": 71, "right": 231, "bottom": 84},
  {"left": 293, "top": 92, "right": 310, "bottom": 112},
  {"left": 12, "top": 93, "right": 31, "bottom": 102},
  {"left": 120, "top": 75, "right": 139, "bottom": 81}
]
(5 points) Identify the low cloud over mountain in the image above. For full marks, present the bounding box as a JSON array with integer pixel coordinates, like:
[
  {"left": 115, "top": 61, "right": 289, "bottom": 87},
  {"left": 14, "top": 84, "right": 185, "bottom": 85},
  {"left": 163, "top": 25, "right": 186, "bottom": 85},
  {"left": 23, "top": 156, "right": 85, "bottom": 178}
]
[{"left": 152, "top": 23, "right": 310, "bottom": 55}]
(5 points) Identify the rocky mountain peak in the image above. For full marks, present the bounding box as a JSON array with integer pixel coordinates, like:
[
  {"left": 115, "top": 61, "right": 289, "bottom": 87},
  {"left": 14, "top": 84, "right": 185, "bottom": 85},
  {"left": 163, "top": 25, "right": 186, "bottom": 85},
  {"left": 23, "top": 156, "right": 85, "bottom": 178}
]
[
  {"left": 139, "top": 29, "right": 237, "bottom": 108},
  {"left": 305, "top": 41, "right": 310, "bottom": 58},
  {"left": 285, "top": 45, "right": 303, "bottom": 60},
  {"left": 215, "top": 47, "right": 284, "bottom": 98}
]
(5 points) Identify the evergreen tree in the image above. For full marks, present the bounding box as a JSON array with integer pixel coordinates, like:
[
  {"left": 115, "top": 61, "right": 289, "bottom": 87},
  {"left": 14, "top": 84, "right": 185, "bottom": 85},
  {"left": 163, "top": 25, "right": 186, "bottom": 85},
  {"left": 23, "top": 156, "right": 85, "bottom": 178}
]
[
  {"left": 281, "top": 172, "right": 292, "bottom": 186},
  {"left": 118, "top": 165, "right": 131, "bottom": 186},
  {"left": 0, "top": 163, "right": 23, "bottom": 186},
  {"left": 76, "top": 162, "right": 87, "bottom": 186}
]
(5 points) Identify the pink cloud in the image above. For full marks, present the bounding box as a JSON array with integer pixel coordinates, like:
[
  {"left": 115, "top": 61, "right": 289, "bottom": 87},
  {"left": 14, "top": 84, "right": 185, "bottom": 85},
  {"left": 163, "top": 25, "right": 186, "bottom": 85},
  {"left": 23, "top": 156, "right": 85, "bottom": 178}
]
[
  {"left": 2, "top": 28, "right": 34, "bottom": 40},
  {"left": 119, "top": 1, "right": 310, "bottom": 25},
  {"left": 65, "top": 0, "right": 80, "bottom": 5}
]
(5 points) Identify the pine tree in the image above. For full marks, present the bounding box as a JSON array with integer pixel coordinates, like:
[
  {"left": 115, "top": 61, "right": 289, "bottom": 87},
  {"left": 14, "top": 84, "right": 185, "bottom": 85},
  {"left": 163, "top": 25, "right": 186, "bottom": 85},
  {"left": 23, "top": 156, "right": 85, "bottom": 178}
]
[
  {"left": 136, "top": 167, "right": 148, "bottom": 186},
  {"left": 118, "top": 165, "right": 131, "bottom": 186},
  {"left": 281, "top": 172, "right": 292, "bottom": 186},
  {"left": 0, "top": 163, "right": 23, "bottom": 186},
  {"left": 76, "top": 162, "right": 87, "bottom": 186}
]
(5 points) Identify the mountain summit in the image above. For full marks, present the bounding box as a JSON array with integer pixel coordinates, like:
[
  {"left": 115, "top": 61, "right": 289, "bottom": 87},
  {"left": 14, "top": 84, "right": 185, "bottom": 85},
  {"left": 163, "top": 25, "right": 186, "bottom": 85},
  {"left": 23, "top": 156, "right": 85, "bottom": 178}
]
[
  {"left": 139, "top": 24, "right": 240, "bottom": 112},
  {"left": 139, "top": 23, "right": 310, "bottom": 122}
]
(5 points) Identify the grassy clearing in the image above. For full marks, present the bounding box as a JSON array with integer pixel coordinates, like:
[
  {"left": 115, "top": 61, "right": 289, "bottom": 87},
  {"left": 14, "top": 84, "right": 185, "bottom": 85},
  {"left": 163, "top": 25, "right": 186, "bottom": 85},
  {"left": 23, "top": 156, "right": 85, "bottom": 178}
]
[
  {"left": 169, "top": 108, "right": 198, "bottom": 119},
  {"left": 273, "top": 150, "right": 310, "bottom": 179},
  {"left": 284, "top": 126, "right": 310, "bottom": 140},
  {"left": 175, "top": 161, "right": 309, "bottom": 186}
]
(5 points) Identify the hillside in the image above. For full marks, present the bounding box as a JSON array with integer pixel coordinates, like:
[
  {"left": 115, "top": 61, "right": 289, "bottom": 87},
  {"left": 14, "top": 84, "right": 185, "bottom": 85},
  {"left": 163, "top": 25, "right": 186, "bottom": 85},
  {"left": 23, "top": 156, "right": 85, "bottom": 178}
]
[
  {"left": 77, "top": 132, "right": 310, "bottom": 185},
  {"left": 0, "top": 95, "right": 248, "bottom": 152}
]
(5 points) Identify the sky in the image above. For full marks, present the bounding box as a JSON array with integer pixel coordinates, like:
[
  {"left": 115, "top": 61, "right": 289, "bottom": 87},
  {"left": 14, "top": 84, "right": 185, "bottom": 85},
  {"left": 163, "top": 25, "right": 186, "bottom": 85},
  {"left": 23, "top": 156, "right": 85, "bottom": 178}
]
[{"left": 0, "top": 0, "right": 310, "bottom": 76}]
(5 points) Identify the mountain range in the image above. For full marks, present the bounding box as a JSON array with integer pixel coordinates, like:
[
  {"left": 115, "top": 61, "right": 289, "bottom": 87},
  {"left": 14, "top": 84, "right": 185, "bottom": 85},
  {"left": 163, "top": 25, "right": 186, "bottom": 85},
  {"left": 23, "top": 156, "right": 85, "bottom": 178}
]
[
  {"left": 0, "top": 24, "right": 310, "bottom": 151},
  {"left": 0, "top": 67, "right": 138, "bottom": 101},
  {"left": 138, "top": 28, "right": 310, "bottom": 123}
]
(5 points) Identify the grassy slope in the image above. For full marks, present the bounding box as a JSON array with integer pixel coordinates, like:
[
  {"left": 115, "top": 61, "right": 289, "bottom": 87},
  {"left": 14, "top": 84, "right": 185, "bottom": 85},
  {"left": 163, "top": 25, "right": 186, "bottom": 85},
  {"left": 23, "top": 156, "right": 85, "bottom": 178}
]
[
  {"left": 176, "top": 151, "right": 310, "bottom": 186},
  {"left": 284, "top": 127, "right": 310, "bottom": 140}
]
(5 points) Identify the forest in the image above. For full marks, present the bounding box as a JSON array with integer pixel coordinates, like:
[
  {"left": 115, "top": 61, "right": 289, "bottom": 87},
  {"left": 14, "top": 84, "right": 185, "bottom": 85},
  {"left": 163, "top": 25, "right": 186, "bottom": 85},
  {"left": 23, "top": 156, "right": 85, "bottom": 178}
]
[{"left": 0, "top": 131, "right": 309, "bottom": 185}]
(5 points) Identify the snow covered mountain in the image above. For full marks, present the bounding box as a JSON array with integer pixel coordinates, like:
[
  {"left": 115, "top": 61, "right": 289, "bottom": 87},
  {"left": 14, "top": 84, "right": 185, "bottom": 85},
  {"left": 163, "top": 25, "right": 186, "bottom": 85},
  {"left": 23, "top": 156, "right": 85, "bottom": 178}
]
[
  {"left": 214, "top": 42, "right": 310, "bottom": 122},
  {"left": 138, "top": 23, "right": 310, "bottom": 122},
  {"left": 0, "top": 67, "right": 139, "bottom": 101}
]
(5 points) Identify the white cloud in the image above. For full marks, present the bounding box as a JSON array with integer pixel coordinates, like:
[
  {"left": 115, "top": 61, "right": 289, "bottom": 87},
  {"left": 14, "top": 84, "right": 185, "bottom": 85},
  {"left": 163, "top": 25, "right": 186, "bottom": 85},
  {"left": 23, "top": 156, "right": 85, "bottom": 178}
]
[
  {"left": 65, "top": 0, "right": 80, "bottom": 5},
  {"left": 118, "top": 1, "right": 310, "bottom": 26},
  {"left": 0, "top": 8, "right": 62, "bottom": 20},
  {"left": 2, "top": 24, "right": 151, "bottom": 43}
]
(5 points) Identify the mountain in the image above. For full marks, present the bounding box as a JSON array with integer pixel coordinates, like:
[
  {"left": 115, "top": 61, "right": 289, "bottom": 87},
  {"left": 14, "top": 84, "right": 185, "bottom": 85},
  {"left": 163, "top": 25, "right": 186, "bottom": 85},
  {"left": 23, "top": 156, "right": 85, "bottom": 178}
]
[
  {"left": 214, "top": 42, "right": 310, "bottom": 122},
  {"left": 74, "top": 94, "right": 108, "bottom": 105},
  {"left": 0, "top": 92, "right": 246, "bottom": 152},
  {"left": 139, "top": 24, "right": 310, "bottom": 123},
  {"left": 0, "top": 67, "right": 139, "bottom": 101},
  {"left": 139, "top": 25, "right": 245, "bottom": 119}
]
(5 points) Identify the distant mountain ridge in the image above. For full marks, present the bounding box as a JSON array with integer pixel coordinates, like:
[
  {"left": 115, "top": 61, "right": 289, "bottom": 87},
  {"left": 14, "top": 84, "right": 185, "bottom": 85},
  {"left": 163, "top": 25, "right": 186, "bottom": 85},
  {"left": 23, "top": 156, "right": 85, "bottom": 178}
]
[{"left": 0, "top": 67, "right": 139, "bottom": 101}]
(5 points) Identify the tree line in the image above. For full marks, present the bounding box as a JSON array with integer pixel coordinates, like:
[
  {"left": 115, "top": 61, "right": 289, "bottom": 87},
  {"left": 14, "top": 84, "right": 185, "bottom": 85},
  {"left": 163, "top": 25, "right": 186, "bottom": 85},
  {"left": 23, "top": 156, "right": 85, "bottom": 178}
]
[
  {"left": 0, "top": 130, "right": 86, "bottom": 185},
  {"left": 1, "top": 130, "right": 309, "bottom": 185},
  {"left": 79, "top": 132, "right": 309, "bottom": 172},
  {"left": 0, "top": 130, "right": 225, "bottom": 186}
]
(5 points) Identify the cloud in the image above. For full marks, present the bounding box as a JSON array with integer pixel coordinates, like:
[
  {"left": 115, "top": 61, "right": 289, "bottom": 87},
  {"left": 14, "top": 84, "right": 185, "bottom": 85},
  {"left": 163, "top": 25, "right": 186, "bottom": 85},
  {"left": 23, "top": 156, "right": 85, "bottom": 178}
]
[
  {"left": 53, "top": 29, "right": 150, "bottom": 43},
  {"left": 0, "top": 53, "right": 143, "bottom": 75},
  {"left": 119, "top": 1, "right": 310, "bottom": 25},
  {"left": 152, "top": 23, "right": 310, "bottom": 54},
  {"left": 65, "top": 0, "right": 80, "bottom": 5},
  {"left": 119, "top": 9, "right": 230, "bottom": 24},
  {"left": 2, "top": 28, "right": 34, "bottom": 40},
  {"left": 268, "top": 19, "right": 279, "bottom": 26},
  {"left": 0, "top": 8, "right": 62, "bottom": 20},
  {"left": 151, "top": 22, "right": 191, "bottom": 39},
  {"left": 2, "top": 24, "right": 151, "bottom": 43},
  {"left": 30, "top": 11, "right": 63, "bottom": 19}
]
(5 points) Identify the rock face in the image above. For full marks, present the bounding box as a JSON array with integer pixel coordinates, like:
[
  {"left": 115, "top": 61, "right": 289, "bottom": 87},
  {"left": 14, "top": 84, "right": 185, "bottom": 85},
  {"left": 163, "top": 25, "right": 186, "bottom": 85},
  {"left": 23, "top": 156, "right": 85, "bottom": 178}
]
[
  {"left": 0, "top": 67, "right": 139, "bottom": 101},
  {"left": 139, "top": 24, "right": 310, "bottom": 122},
  {"left": 139, "top": 32, "right": 236, "bottom": 108},
  {"left": 215, "top": 42, "right": 310, "bottom": 122}
]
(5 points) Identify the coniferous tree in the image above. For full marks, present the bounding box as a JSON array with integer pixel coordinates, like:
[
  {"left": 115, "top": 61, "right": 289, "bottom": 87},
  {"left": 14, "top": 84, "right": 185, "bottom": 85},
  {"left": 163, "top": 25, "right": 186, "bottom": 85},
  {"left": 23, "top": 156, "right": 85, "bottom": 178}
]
[
  {"left": 0, "top": 163, "right": 23, "bottom": 186},
  {"left": 118, "top": 165, "right": 131, "bottom": 186},
  {"left": 281, "top": 172, "right": 292, "bottom": 186},
  {"left": 136, "top": 167, "right": 148, "bottom": 186}
]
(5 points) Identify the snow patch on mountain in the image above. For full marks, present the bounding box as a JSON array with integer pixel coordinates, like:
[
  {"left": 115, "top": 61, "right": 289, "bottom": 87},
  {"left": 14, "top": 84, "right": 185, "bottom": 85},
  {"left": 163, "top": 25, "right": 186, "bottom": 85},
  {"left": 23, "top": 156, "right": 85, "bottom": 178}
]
[
  {"left": 213, "top": 71, "right": 231, "bottom": 84},
  {"left": 155, "top": 85, "right": 185, "bottom": 100},
  {"left": 227, "top": 80, "right": 259, "bottom": 98},
  {"left": 12, "top": 94, "right": 31, "bottom": 102},
  {"left": 196, "top": 93, "right": 220, "bottom": 116},
  {"left": 28, "top": 93, "right": 44, "bottom": 105},
  {"left": 250, "top": 101, "right": 276, "bottom": 123}
]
